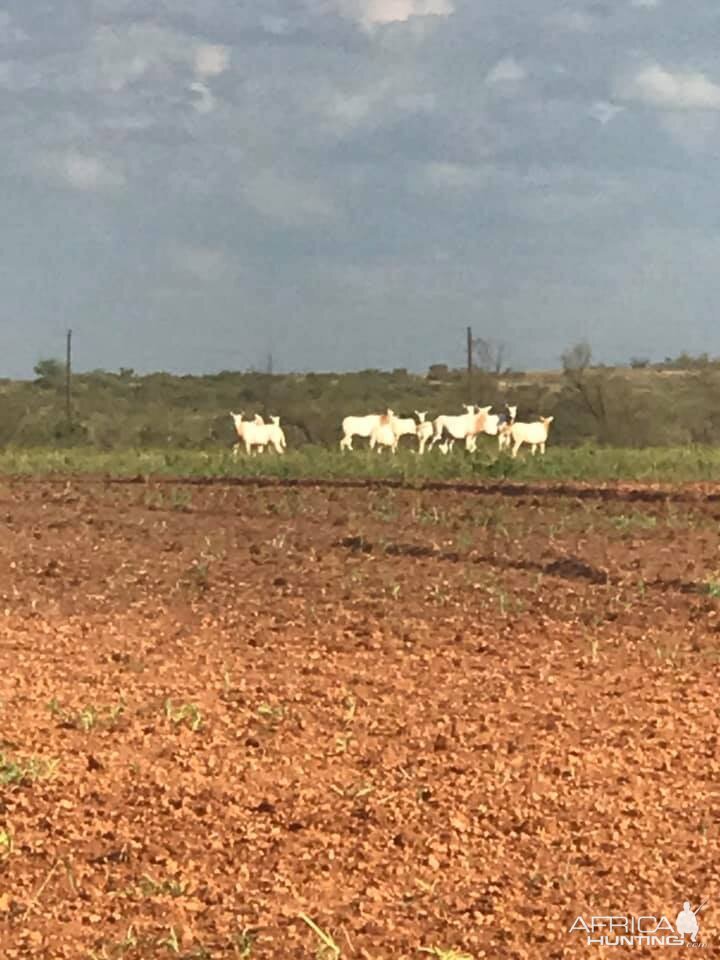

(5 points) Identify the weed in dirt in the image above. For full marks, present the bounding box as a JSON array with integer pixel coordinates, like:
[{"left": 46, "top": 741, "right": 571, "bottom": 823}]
[
  {"left": 484, "top": 585, "right": 524, "bottom": 617},
  {"left": 369, "top": 491, "right": 398, "bottom": 522},
  {"left": 342, "top": 694, "right": 357, "bottom": 724},
  {"left": 704, "top": 580, "right": 720, "bottom": 598},
  {"left": 48, "top": 698, "right": 124, "bottom": 732},
  {"left": 181, "top": 558, "right": 210, "bottom": 593},
  {"left": 270, "top": 530, "right": 288, "bottom": 550},
  {"left": 257, "top": 703, "right": 285, "bottom": 728},
  {"left": 169, "top": 487, "right": 192, "bottom": 511},
  {"left": 299, "top": 914, "right": 341, "bottom": 959},
  {"left": 89, "top": 925, "right": 139, "bottom": 959},
  {"left": 164, "top": 699, "right": 203, "bottom": 732},
  {"left": 0, "top": 753, "right": 59, "bottom": 786},
  {"left": 420, "top": 949, "right": 474, "bottom": 960},
  {"left": 144, "top": 489, "right": 165, "bottom": 510},
  {"left": 157, "top": 925, "right": 181, "bottom": 953},
  {"left": 415, "top": 505, "right": 445, "bottom": 525},
  {"left": 137, "top": 873, "right": 187, "bottom": 898},
  {"left": 455, "top": 528, "right": 474, "bottom": 552},
  {"left": 426, "top": 581, "right": 453, "bottom": 605},
  {"left": 610, "top": 511, "right": 658, "bottom": 533},
  {"left": 0, "top": 825, "right": 13, "bottom": 856},
  {"left": 471, "top": 505, "right": 506, "bottom": 531},
  {"left": 654, "top": 639, "right": 681, "bottom": 662},
  {"left": 230, "top": 928, "right": 257, "bottom": 958}
]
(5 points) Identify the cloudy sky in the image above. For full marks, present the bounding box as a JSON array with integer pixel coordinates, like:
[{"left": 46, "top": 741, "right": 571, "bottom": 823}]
[{"left": 2, "top": 0, "right": 720, "bottom": 376}]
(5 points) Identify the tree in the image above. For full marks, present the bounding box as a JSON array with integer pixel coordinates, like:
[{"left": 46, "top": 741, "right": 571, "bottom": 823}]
[
  {"left": 561, "top": 341, "right": 610, "bottom": 440},
  {"left": 473, "top": 337, "right": 507, "bottom": 375},
  {"left": 33, "top": 358, "right": 65, "bottom": 389}
]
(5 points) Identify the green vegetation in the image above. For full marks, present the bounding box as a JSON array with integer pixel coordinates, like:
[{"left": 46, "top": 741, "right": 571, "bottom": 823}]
[
  {"left": 164, "top": 699, "right": 203, "bottom": 732},
  {"left": 6, "top": 345, "right": 720, "bottom": 452},
  {"left": 0, "top": 753, "right": 59, "bottom": 786},
  {"left": 48, "top": 697, "right": 125, "bottom": 732},
  {"left": 3, "top": 347, "right": 720, "bottom": 482},
  {"left": 2, "top": 443, "right": 720, "bottom": 482}
]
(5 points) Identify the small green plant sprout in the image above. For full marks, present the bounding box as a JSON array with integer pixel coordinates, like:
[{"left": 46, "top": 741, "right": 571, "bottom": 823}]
[
  {"left": 705, "top": 579, "right": 720, "bottom": 598},
  {"left": 138, "top": 873, "right": 186, "bottom": 898},
  {"left": 78, "top": 705, "right": 98, "bottom": 732},
  {"left": 610, "top": 511, "right": 657, "bottom": 532},
  {"left": 48, "top": 699, "right": 124, "bottom": 732},
  {"left": 456, "top": 529, "right": 473, "bottom": 552},
  {"left": 88, "top": 924, "right": 139, "bottom": 960},
  {"left": 169, "top": 487, "right": 192, "bottom": 511},
  {"left": 231, "top": 928, "right": 257, "bottom": 958},
  {"left": 47, "top": 696, "right": 62, "bottom": 718},
  {"left": 256, "top": 703, "right": 285, "bottom": 727},
  {"left": 164, "top": 699, "right": 203, "bottom": 732},
  {"left": 342, "top": 693, "right": 356, "bottom": 725},
  {"left": 299, "top": 914, "right": 341, "bottom": 959},
  {"left": 0, "top": 753, "right": 59, "bottom": 786},
  {"left": 186, "top": 559, "right": 210, "bottom": 592},
  {"left": 0, "top": 826, "right": 13, "bottom": 856},
  {"left": 419, "top": 948, "right": 474, "bottom": 960},
  {"left": 144, "top": 489, "right": 165, "bottom": 511},
  {"left": 157, "top": 925, "right": 181, "bottom": 953}
]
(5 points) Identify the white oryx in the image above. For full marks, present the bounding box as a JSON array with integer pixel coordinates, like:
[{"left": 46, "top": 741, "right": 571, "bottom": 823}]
[
  {"left": 432, "top": 405, "right": 492, "bottom": 451},
  {"left": 369, "top": 411, "right": 399, "bottom": 454},
  {"left": 509, "top": 416, "right": 554, "bottom": 458},
  {"left": 230, "top": 411, "right": 285, "bottom": 456},
  {"left": 340, "top": 410, "right": 394, "bottom": 451},
  {"left": 230, "top": 411, "right": 267, "bottom": 456},
  {"left": 415, "top": 411, "right": 434, "bottom": 455},
  {"left": 430, "top": 405, "right": 476, "bottom": 450},
  {"left": 467, "top": 404, "right": 518, "bottom": 452},
  {"left": 267, "top": 415, "right": 287, "bottom": 453},
  {"left": 391, "top": 413, "right": 421, "bottom": 447}
]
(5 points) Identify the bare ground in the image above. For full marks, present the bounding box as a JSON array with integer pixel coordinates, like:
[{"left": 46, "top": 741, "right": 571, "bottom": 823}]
[{"left": 0, "top": 478, "right": 718, "bottom": 959}]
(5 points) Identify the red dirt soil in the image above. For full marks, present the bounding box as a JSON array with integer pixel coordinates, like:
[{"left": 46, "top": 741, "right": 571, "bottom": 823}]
[{"left": 0, "top": 478, "right": 718, "bottom": 959}]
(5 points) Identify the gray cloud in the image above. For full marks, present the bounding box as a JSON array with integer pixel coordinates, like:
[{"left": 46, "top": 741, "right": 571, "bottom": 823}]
[{"left": 1, "top": 0, "right": 720, "bottom": 378}]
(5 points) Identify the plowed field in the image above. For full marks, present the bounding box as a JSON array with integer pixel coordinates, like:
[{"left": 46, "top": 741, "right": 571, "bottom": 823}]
[{"left": 0, "top": 478, "right": 717, "bottom": 959}]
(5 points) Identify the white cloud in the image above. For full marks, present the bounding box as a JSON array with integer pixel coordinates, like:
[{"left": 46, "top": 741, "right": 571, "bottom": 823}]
[
  {"left": 334, "top": 0, "right": 454, "bottom": 29},
  {"left": 241, "top": 171, "right": 337, "bottom": 226},
  {"left": 37, "top": 151, "right": 125, "bottom": 191},
  {"left": 589, "top": 100, "right": 624, "bottom": 125},
  {"left": 189, "top": 81, "right": 216, "bottom": 114},
  {"left": 630, "top": 0, "right": 659, "bottom": 7},
  {"left": 486, "top": 58, "right": 526, "bottom": 87},
  {"left": 194, "top": 44, "right": 230, "bottom": 78},
  {"left": 618, "top": 64, "right": 720, "bottom": 110}
]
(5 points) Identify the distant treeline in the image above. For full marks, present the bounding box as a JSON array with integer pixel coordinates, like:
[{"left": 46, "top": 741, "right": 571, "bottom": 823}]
[{"left": 3, "top": 346, "right": 720, "bottom": 450}]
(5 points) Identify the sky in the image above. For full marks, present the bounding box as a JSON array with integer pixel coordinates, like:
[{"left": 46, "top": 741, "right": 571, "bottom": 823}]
[{"left": 2, "top": 0, "right": 720, "bottom": 377}]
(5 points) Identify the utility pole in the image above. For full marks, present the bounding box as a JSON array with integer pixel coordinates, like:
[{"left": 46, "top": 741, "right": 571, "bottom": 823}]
[
  {"left": 467, "top": 325, "right": 473, "bottom": 404},
  {"left": 65, "top": 329, "right": 72, "bottom": 425}
]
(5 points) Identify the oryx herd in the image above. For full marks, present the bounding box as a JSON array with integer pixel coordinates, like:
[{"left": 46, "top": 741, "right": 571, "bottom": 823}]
[
  {"left": 339, "top": 405, "right": 554, "bottom": 458},
  {"left": 229, "top": 406, "right": 554, "bottom": 458}
]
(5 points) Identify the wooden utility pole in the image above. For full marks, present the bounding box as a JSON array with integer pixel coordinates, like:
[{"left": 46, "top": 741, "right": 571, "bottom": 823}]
[
  {"left": 467, "top": 326, "right": 473, "bottom": 403},
  {"left": 65, "top": 329, "right": 72, "bottom": 425}
]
